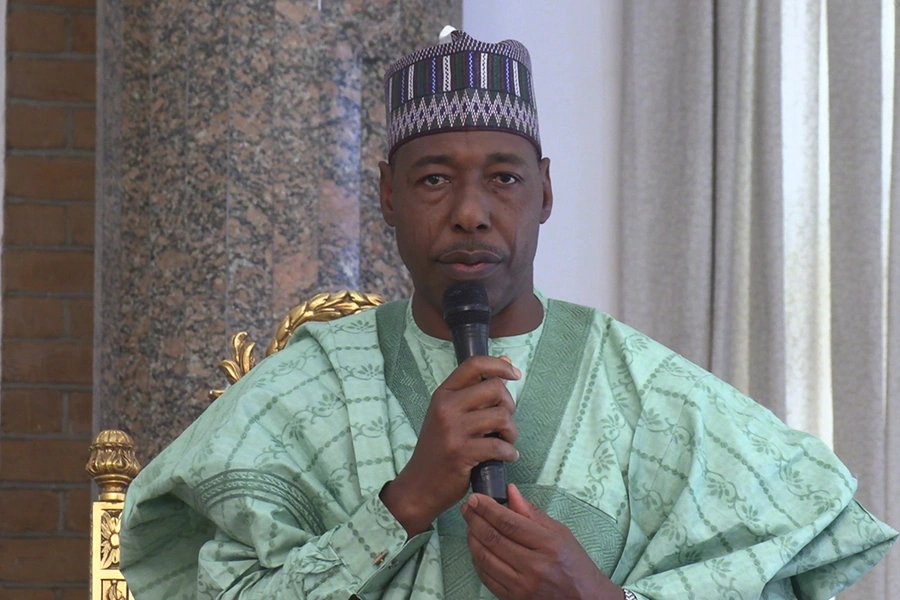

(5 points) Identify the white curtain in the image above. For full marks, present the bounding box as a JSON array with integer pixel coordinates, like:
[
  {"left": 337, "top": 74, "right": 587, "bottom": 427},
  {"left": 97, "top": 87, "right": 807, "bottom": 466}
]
[{"left": 620, "top": 1, "right": 898, "bottom": 598}]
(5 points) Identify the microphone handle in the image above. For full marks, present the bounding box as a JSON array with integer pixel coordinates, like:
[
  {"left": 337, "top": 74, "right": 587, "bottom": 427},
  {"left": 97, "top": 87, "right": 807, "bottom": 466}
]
[
  {"left": 470, "top": 457, "right": 507, "bottom": 504},
  {"left": 450, "top": 322, "right": 489, "bottom": 364},
  {"left": 450, "top": 322, "right": 508, "bottom": 504}
]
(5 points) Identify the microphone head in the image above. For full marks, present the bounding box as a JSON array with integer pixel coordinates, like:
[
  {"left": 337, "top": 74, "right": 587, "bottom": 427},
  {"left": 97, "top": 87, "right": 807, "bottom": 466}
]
[{"left": 442, "top": 281, "right": 491, "bottom": 328}]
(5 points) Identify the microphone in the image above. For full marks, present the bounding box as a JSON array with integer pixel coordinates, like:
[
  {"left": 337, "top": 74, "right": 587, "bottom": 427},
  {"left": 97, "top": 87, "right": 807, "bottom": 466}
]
[{"left": 442, "top": 281, "right": 508, "bottom": 504}]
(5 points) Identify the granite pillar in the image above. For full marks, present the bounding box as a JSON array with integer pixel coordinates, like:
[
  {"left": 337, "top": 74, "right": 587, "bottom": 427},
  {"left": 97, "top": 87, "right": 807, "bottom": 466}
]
[{"left": 95, "top": 0, "right": 462, "bottom": 461}]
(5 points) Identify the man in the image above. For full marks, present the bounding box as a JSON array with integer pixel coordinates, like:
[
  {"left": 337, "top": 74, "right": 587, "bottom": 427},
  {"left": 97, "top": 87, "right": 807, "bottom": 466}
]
[{"left": 120, "top": 30, "right": 896, "bottom": 599}]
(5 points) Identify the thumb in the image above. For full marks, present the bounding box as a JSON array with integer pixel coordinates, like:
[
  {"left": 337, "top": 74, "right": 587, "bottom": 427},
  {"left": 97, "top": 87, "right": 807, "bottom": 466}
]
[{"left": 507, "top": 484, "right": 553, "bottom": 526}]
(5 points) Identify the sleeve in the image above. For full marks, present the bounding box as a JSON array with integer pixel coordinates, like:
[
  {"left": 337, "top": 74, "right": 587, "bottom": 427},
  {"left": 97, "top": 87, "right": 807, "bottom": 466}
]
[
  {"left": 617, "top": 373, "right": 897, "bottom": 600},
  {"left": 121, "top": 483, "right": 431, "bottom": 600},
  {"left": 120, "top": 331, "right": 433, "bottom": 599},
  {"left": 195, "top": 492, "right": 432, "bottom": 599}
]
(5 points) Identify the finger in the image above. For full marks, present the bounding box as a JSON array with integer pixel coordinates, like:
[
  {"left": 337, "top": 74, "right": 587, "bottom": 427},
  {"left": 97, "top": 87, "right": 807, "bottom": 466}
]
[
  {"left": 459, "top": 406, "right": 519, "bottom": 443},
  {"left": 463, "top": 435, "right": 520, "bottom": 465},
  {"left": 507, "top": 484, "right": 565, "bottom": 531},
  {"left": 466, "top": 527, "right": 519, "bottom": 598},
  {"left": 507, "top": 484, "right": 542, "bottom": 520},
  {"left": 475, "top": 568, "right": 513, "bottom": 600},
  {"left": 464, "top": 493, "right": 549, "bottom": 549},
  {"left": 436, "top": 376, "right": 518, "bottom": 416},
  {"left": 441, "top": 355, "right": 521, "bottom": 391},
  {"left": 467, "top": 377, "right": 519, "bottom": 413},
  {"left": 463, "top": 499, "right": 532, "bottom": 571},
  {"left": 506, "top": 483, "right": 531, "bottom": 515},
  {"left": 463, "top": 499, "right": 530, "bottom": 561}
]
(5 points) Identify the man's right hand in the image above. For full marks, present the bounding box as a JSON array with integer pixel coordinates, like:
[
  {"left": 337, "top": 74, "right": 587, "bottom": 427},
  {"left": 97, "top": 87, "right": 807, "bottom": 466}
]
[{"left": 380, "top": 355, "right": 521, "bottom": 536}]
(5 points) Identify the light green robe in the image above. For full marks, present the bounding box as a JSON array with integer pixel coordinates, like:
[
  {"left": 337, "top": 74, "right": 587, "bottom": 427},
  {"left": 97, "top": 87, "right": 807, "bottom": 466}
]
[{"left": 120, "top": 296, "right": 896, "bottom": 599}]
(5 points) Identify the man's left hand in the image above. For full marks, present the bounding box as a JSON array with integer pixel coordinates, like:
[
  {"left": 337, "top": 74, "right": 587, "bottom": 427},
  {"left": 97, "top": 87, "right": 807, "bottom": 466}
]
[{"left": 461, "top": 484, "right": 623, "bottom": 600}]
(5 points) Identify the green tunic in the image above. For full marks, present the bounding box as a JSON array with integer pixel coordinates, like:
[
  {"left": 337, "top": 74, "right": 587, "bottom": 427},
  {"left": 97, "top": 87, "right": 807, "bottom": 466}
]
[{"left": 119, "top": 296, "right": 896, "bottom": 599}]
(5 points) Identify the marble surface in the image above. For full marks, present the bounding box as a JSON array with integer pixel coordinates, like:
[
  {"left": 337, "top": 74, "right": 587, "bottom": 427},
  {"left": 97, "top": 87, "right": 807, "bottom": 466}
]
[{"left": 95, "top": 0, "right": 462, "bottom": 462}]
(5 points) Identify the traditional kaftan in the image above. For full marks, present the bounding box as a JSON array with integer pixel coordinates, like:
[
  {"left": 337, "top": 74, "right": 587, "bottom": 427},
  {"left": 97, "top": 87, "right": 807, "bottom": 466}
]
[{"left": 119, "top": 296, "right": 896, "bottom": 599}]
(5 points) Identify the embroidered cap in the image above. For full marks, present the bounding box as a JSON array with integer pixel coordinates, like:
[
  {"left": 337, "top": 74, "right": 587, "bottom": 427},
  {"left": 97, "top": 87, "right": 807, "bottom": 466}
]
[{"left": 384, "top": 28, "right": 541, "bottom": 159}]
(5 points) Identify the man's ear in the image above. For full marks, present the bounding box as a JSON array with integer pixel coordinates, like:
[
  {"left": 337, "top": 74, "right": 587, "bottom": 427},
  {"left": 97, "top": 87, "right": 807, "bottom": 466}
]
[
  {"left": 379, "top": 160, "right": 396, "bottom": 227},
  {"left": 539, "top": 157, "right": 553, "bottom": 224}
]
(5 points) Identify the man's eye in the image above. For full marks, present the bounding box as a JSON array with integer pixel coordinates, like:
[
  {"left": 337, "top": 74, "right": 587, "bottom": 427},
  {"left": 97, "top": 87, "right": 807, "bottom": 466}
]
[
  {"left": 494, "top": 173, "right": 520, "bottom": 185},
  {"left": 423, "top": 175, "right": 448, "bottom": 186}
]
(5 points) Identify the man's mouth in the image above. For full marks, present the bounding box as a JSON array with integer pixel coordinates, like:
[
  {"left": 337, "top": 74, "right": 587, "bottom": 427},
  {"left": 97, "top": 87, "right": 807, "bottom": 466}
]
[
  {"left": 437, "top": 250, "right": 502, "bottom": 277},
  {"left": 438, "top": 250, "right": 502, "bottom": 265}
]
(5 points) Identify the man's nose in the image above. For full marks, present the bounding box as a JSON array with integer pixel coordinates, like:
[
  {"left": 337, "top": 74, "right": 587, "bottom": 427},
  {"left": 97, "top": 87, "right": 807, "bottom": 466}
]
[{"left": 450, "top": 182, "right": 491, "bottom": 233}]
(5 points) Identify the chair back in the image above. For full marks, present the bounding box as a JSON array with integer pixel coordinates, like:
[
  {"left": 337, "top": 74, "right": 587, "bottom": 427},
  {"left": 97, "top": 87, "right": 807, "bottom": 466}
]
[
  {"left": 86, "top": 430, "right": 140, "bottom": 600},
  {"left": 209, "top": 290, "right": 383, "bottom": 399}
]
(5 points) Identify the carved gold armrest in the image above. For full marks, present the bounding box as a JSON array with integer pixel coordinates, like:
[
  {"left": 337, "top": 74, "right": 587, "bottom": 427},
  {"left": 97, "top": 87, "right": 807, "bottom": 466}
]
[
  {"left": 208, "top": 290, "right": 384, "bottom": 400},
  {"left": 87, "top": 430, "right": 141, "bottom": 600}
]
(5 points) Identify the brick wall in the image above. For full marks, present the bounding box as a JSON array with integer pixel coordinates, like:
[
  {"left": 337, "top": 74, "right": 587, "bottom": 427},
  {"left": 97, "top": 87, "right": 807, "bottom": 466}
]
[{"left": 1, "top": 0, "right": 96, "bottom": 597}]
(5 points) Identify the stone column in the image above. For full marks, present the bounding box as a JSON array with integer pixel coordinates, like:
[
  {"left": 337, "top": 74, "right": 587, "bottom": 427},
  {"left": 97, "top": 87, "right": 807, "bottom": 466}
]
[{"left": 95, "top": 0, "right": 461, "bottom": 460}]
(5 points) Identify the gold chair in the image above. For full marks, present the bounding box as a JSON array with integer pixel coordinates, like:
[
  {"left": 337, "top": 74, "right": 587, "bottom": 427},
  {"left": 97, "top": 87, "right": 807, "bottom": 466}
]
[
  {"left": 208, "top": 290, "right": 384, "bottom": 400},
  {"left": 87, "top": 430, "right": 140, "bottom": 600},
  {"left": 87, "top": 290, "right": 384, "bottom": 599}
]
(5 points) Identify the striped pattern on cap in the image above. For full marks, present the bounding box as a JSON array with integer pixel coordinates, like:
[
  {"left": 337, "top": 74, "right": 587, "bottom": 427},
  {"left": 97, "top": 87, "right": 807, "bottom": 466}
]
[{"left": 384, "top": 30, "right": 540, "bottom": 158}]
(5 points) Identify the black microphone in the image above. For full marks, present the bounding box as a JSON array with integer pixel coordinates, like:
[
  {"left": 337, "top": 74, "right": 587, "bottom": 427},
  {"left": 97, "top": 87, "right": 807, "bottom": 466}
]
[{"left": 442, "top": 281, "right": 508, "bottom": 504}]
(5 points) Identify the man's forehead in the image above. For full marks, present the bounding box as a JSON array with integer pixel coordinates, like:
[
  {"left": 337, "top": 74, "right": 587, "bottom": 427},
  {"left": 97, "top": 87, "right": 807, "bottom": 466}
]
[{"left": 393, "top": 130, "right": 540, "bottom": 168}]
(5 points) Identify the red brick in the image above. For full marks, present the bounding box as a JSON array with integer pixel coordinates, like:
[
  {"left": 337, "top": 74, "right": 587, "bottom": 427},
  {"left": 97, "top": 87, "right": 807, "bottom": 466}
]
[
  {"left": 69, "top": 298, "right": 94, "bottom": 340},
  {"left": 4, "top": 590, "right": 56, "bottom": 600},
  {"left": 8, "top": 58, "right": 96, "bottom": 102},
  {"left": 4, "top": 249, "right": 94, "bottom": 293},
  {"left": 2, "top": 296, "right": 66, "bottom": 338},
  {"left": 68, "top": 203, "right": 95, "bottom": 246},
  {"left": 71, "top": 14, "right": 96, "bottom": 54},
  {"left": 0, "top": 489, "right": 59, "bottom": 532},
  {"left": 72, "top": 108, "right": 96, "bottom": 149},
  {"left": 0, "top": 536, "right": 89, "bottom": 582},
  {"left": 7, "top": 9, "right": 67, "bottom": 53},
  {"left": 0, "top": 388, "right": 65, "bottom": 434},
  {"left": 0, "top": 439, "right": 92, "bottom": 482},
  {"left": 69, "top": 391, "right": 93, "bottom": 435},
  {"left": 4, "top": 203, "right": 68, "bottom": 246},
  {"left": 2, "top": 340, "right": 92, "bottom": 384},
  {"left": 0, "top": 389, "right": 65, "bottom": 433},
  {"left": 64, "top": 487, "right": 91, "bottom": 532},
  {"left": 6, "top": 104, "right": 67, "bottom": 149},
  {"left": 6, "top": 156, "right": 95, "bottom": 201}
]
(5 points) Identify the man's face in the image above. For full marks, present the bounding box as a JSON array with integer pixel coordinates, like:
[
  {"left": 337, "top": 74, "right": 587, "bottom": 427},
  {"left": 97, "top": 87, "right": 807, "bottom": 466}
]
[{"left": 379, "top": 130, "right": 553, "bottom": 337}]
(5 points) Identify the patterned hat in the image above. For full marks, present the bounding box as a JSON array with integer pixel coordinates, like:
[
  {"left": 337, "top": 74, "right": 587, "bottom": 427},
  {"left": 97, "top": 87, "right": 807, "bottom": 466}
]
[{"left": 384, "top": 28, "right": 541, "bottom": 159}]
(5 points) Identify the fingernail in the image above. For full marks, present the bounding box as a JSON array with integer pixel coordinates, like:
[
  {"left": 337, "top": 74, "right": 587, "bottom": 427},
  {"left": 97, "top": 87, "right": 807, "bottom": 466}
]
[
  {"left": 513, "top": 366, "right": 522, "bottom": 378},
  {"left": 514, "top": 449, "right": 520, "bottom": 461}
]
